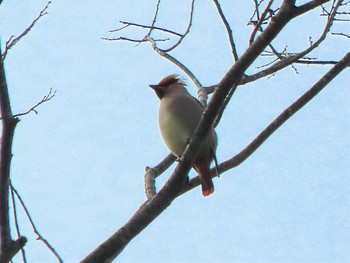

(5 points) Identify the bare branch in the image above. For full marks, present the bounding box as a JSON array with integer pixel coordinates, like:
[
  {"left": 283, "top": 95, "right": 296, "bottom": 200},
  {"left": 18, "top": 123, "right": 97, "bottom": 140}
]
[
  {"left": 13, "top": 88, "right": 56, "bottom": 118},
  {"left": 182, "top": 50, "right": 350, "bottom": 194},
  {"left": 144, "top": 154, "right": 176, "bottom": 199},
  {"left": 249, "top": 0, "right": 275, "bottom": 45},
  {"left": 298, "top": 0, "right": 333, "bottom": 16},
  {"left": 109, "top": 21, "right": 183, "bottom": 37},
  {"left": 81, "top": 1, "right": 346, "bottom": 262},
  {"left": 332, "top": 32, "right": 350, "bottom": 38},
  {"left": 146, "top": 0, "right": 161, "bottom": 38},
  {"left": 10, "top": 183, "right": 64, "bottom": 263},
  {"left": 0, "top": 42, "right": 21, "bottom": 262},
  {"left": 148, "top": 38, "right": 203, "bottom": 89},
  {"left": 1, "top": 1, "right": 51, "bottom": 60},
  {"left": 158, "top": 0, "right": 196, "bottom": 53},
  {"left": 82, "top": 2, "right": 329, "bottom": 262},
  {"left": 10, "top": 180, "right": 27, "bottom": 263},
  {"left": 213, "top": 81, "right": 238, "bottom": 128},
  {"left": 212, "top": 0, "right": 239, "bottom": 61},
  {"left": 240, "top": 0, "right": 342, "bottom": 84},
  {"left": 296, "top": 58, "right": 348, "bottom": 65}
]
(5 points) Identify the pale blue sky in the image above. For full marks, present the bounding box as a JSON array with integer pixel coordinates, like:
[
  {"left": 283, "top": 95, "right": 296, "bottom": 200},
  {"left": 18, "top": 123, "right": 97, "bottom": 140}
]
[{"left": 1, "top": 1, "right": 349, "bottom": 262}]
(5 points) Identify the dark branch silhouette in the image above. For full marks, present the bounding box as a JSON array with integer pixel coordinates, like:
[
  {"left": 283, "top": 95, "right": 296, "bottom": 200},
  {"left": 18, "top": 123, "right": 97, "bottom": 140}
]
[
  {"left": 81, "top": 1, "right": 340, "bottom": 262},
  {"left": 0, "top": 43, "right": 26, "bottom": 263},
  {"left": 2, "top": 1, "right": 51, "bottom": 60}
]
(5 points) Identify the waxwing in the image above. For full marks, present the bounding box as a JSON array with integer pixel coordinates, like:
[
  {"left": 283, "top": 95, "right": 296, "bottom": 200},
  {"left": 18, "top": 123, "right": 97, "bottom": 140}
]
[{"left": 149, "top": 74, "right": 218, "bottom": 196}]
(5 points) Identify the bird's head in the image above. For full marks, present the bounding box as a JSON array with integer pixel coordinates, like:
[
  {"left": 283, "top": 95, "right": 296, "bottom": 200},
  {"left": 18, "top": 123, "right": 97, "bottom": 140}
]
[{"left": 149, "top": 74, "right": 187, "bottom": 99}]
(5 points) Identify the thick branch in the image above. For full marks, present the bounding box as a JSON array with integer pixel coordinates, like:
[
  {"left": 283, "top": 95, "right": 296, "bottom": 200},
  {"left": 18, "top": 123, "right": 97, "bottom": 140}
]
[
  {"left": 0, "top": 44, "right": 22, "bottom": 262},
  {"left": 81, "top": 1, "right": 332, "bottom": 262},
  {"left": 241, "top": 0, "right": 340, "bottom": 85},
  {"left": 182, "top": 50, "right": 350, "bottom": 193}
]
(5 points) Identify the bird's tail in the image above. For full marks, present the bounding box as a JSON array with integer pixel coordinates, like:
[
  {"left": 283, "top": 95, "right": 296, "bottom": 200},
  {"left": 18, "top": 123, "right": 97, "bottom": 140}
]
[{"left": 193, "top": 159, "right": 214, "bottom": 197}]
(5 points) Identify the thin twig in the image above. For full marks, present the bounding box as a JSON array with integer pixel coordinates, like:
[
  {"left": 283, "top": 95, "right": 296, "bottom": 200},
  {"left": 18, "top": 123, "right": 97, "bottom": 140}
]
[
  {"left": 181, "top": 50, "right": 350, "bottom": 195},
  {"left": 109, "top": 21, "right": 183, "bottom": 37},
  {"left": 149, "top": 38, "right": 209, "bottom": 105},
  {"left": 2, "top": 1, "right": 51, "bottom": 60},
  {"left": 332, "top": 32, "right": 350, "bottom": 38},
  {"left": 212, "top": 0, "right": 239, "bottom": 61},
  {"left": 240, "top": 0, "right": 344, "bottom": 84},
  {"left": 10, "top": 184, "right": 64, "bottom": 263},
  {"left": 158, "top": 0, "right": 196, "bottom": 52},
  {"left": 149, "top": 38, "right": 203, "bottom": 89},
  {"left": 9, "top": 181, "right": 27, "bottom": 263},
  {"left": 146, "top": 0, "right": 161, "bottom": 38},
  {"left": 102, "top": 36, "right": 168, "bottom": 43},
  {"left": 81, "top": 2, "right": 332, "bottom": 262},
  {"left": 13, "top": 88, "right": 56, "bottom": 118},
  {"left": 249, "top": 0, "right": 275, "bottom": 45}
]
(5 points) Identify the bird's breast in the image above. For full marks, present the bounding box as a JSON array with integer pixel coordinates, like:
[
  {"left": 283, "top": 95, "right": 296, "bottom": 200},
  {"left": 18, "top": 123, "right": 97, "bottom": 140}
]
[{"left": 158, "top": 96, "right": 200, "bottom": 157}]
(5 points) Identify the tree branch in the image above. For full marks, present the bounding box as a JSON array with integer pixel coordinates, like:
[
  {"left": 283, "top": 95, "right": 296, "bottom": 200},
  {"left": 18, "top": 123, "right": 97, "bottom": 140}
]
[
  {"left": 249, "top": 0, "right": 275, "bottom": 45},
  {"left": 181, "top": 50, "right": 350, "bottom": 194},
  {"left": 240, "top": 0, "right": 340, "bottom": 85},
  {"left": 81, "top": 2, "right": 328, "bottom": 262},
  {"left": 0, "top": 42, "right": 23, "bottom": 263},
  {"left": 111, "top": 21, "right": 181, "bottom": 36},
  {"left": 158, "top": 0, "right": 196, "bottom": 53},
  {"left": 1, "top": 1, "right": 51, "bottom": 60},
  {"left": 144, "top": 153, "right": 176, "bottom": 199},
  {"left": 146, "top": 0, "right": 161, "bottom": 38},
  {"left": 13, "top": 88, "right": 56, "bottom": 118},
  {"left": 149, "top": 38, "right": 212, "bottom": 107},
  {"left": 10, "top": 183, "right": 64, "bottom": 263},
  {"left": 10, "top": 180, "right": 27, "bottom": 263},
  {"left": 212, "top": 0, "right": 239, "bottom": 61}
]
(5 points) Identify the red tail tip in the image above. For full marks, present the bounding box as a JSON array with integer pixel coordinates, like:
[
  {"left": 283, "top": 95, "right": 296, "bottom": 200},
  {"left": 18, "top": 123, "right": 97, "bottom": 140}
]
[{"left": 202, "top": 187, "right": 214, "bottom": 197}]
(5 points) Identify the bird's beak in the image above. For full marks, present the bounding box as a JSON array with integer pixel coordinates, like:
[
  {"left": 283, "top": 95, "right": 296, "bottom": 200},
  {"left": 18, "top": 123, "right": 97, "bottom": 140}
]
[
  {"left": 149, "top": 84, "right": 158, "bottom": 90},
  {"left": 149, "top": 84, "right": 163, "bottom": 99}
]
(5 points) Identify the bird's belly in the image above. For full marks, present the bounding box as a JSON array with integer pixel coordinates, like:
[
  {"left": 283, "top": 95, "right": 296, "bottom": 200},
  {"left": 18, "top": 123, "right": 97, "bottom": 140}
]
[{"left": 159, "top": 112, "right": 193, "bottom": 157}]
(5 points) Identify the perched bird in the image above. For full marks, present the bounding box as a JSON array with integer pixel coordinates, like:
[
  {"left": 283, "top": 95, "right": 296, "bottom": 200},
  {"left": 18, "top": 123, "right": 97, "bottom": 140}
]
[{"left": 149, "top": 74, "right": 218, "bottom": 197}]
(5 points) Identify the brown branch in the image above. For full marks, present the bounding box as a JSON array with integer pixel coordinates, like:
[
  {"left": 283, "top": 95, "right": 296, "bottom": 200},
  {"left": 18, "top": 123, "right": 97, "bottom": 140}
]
[
  {"left": 158, "top": 0, "right": 196, "bottom": 52},
  {"left": 146, "top": 0, "right": 161, "bottom": 38},
  {"left": 332, "top": 32, "right": 350, "bottom": 38},
  {"left": 1, "top": 1, "right": 51, "bottom": 60},
  {"left": 109, "top": 21, "right": 183, "bottom": 37},
  {"left": 297, "top": 0, "right": 333, "bottom": 15},
  {"left": 240, "top": 0, "right": 340, "bottom": 85},
  {"left": 0, "top": 41, "right": 26, "bottom": 263},
  {"left": 13, "top": 88, "right": 56, "bottom": 118},
  {"left": 212, "top": 0, "right": 239, "bottom": 61},
  {"left": 149, "top": 38, "right": 203, "bottom": 89},
  {"left": 296, "top": 58, "right": 349, "bottom": 65},
  {"left": 144, "top": 153, "right": 176, "bottom": 199},
  {"left": 182, "top": 50, "right": 350, "bottom": 194},
  {"left": 81, "top": 2, "right": 331, "bottom": 262},
  {"left": 249, "top": 0, "right": 275, "bottom": 45},
  {"left": 149, "top": 39, "right": 210, "bottom": 105},
  {"left": 10, "top": 180, "right": 27, "bottom": 263},
  {"left": 10, "top": 183, "right": 64, "bottom": 263}
]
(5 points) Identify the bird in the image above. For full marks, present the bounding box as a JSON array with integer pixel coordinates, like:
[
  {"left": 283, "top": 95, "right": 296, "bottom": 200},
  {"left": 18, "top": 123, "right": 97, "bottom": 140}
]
[{"left": 149, "top": 74, "right": 218, "bottom": 197}]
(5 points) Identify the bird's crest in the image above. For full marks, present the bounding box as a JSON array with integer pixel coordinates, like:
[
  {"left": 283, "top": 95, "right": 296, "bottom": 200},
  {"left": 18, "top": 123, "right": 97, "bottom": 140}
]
[{"left": 157, "top": 74, "right": 186, "bottom": 87}]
